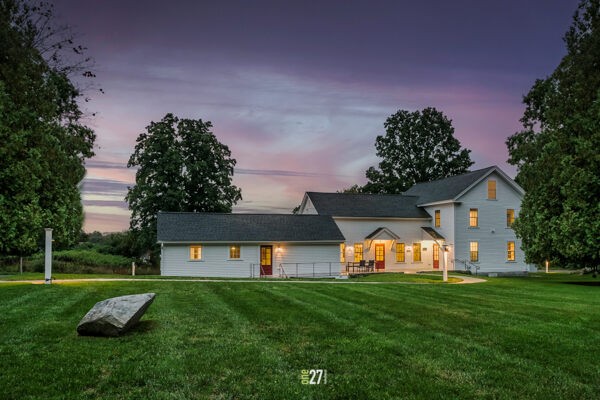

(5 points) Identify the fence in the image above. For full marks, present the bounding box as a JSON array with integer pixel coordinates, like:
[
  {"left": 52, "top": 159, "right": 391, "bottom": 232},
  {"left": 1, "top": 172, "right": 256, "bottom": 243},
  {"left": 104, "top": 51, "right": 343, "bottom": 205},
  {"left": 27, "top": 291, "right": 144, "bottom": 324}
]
[{"left": 248, "top": 262, "right": 342, "bottom": 278}]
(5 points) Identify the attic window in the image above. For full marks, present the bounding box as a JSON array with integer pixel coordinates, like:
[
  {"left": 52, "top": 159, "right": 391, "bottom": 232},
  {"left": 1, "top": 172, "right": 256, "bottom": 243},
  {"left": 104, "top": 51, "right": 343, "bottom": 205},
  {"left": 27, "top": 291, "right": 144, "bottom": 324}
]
[{"left": 487, "top": 180, "right": 496, "bottom": 200}]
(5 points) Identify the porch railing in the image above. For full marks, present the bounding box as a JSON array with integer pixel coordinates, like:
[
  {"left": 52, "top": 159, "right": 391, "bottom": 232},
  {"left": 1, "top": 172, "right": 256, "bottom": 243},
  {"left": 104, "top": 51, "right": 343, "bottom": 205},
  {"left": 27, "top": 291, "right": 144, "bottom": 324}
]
[
  {"left": 278, "top": 262, "right": 342, "bottom": 278},
  {"left": 454, "top": 258, "right": 480, "bottom": 275}
]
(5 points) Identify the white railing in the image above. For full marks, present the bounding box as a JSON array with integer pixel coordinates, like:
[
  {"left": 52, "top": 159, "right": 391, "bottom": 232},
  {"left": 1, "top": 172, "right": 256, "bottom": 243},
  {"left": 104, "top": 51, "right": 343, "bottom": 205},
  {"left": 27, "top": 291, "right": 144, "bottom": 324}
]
[{"left": 278, "top": 262, "right": 343, "bottom": 278}]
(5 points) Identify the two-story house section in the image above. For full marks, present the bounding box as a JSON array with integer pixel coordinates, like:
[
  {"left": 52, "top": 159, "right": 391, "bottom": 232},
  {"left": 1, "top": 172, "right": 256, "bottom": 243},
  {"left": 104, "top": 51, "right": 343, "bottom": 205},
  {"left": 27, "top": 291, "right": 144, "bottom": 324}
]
[{"left": 403, "top": 166, "right": 531, "bottom": 273}]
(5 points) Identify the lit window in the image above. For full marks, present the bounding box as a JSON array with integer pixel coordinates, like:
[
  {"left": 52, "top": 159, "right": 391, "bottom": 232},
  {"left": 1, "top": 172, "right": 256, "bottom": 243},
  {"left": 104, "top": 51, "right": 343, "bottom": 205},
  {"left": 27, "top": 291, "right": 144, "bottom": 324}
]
[
  {"left": 340, "top": 243, "right": 346, "bottom": 263},
  {"left": 507, "top": 209, "right": 515, "bottom": 227},
  {"left": 354, "top": 243, "right": 363, "bottom": 262},
  {"left": 190, "top": 245, "right": 202, "bottom": 260},
  {"left": 470, "top": 242, "right": 479, "bottom": 262},
  {"left": 507, "top": 241, "right": 515, "bottom": 261},
  {"left": 469, "top": 209, "right": 479, "bottom": 227},
  {"left": 229, "top": 245, "right": 241, "bottom": 259},
  {"left": 488, "top": 180, "right": 496, "bottom": 199},
  {"left": 413, "top": 243, "right": 421, "bottom": 262},
  {"left": 396, "top": 243, "right": 405, "bottom": 262},
  {"left": 435, "top": 210, "right": 441, "bottom": 227}
]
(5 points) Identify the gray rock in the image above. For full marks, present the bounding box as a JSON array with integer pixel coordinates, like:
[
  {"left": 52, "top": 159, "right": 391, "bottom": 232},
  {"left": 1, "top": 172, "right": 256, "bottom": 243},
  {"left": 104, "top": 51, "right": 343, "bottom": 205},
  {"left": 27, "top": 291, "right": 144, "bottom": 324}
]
[{"left": 77, "top": 293, "right": 155, "bottom": 337}]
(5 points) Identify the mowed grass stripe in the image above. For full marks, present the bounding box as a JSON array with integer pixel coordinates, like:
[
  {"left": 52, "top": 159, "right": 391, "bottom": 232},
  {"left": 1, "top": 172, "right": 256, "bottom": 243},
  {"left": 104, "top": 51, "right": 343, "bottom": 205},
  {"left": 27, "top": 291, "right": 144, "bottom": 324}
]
[{"left": 0, "top": 278, "right": 599, "bottom": 399}]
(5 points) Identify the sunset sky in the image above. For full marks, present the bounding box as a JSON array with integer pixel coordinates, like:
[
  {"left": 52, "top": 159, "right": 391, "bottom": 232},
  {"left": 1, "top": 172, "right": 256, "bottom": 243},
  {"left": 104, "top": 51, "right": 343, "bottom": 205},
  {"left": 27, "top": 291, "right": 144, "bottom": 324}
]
[{"left": 51, "top": 0, "right": 579, "bottom": 232}]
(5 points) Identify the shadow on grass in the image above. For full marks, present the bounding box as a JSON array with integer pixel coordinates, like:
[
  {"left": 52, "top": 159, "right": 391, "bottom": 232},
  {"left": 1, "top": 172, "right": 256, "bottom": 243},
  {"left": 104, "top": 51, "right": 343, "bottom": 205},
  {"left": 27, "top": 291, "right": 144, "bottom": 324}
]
[
  {"left": 562, "top": 281, "right": 600, "bottom": 286},
  {"left": 124, "top": 320, "right": 158, "bottom": 335}
]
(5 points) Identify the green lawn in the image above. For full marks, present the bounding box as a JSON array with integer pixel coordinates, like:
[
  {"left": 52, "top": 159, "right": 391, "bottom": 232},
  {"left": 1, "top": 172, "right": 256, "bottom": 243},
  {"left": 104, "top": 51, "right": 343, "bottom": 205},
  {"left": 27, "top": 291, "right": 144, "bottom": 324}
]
[{"left": 0, "top": 275, "right": 599, "bottom": 399}]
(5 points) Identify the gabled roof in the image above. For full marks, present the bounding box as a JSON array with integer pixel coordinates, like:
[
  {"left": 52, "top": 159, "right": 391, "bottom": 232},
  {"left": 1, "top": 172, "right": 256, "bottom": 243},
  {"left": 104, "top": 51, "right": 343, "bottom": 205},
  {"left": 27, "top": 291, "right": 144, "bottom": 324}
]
[
  {"left": 421, "top": 227, "right": 445, "bottom": 241},
  {"left": 305, "top": 192, "right": 431, "bottom": 219},
  {"left": 403, "top": 166, "right": 521, "bottom": 205},
  {"left": 157, "top": 212, "right": 345, "bottom": 243},
  {"left": 365, "top": 227, "right": 401, "bottom": 240}
]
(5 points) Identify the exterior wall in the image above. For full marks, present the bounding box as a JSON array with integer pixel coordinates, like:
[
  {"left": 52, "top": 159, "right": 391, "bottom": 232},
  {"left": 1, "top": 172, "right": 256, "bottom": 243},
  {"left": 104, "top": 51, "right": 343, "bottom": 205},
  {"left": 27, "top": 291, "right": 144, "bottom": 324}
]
[
  {"left": 300, "top": 196, "right": 318, "bottom": 214},
  {"left": 334, "top": 217, "right": 440, "bottom": 272},
  {"left": 161, "top": 243, "right": 340, "bottom": 277},
  {"left": 422, "top": 203, "right": 456, "bottom": 271},
  {"left": 453, "top": 171, "right": 528, "bottom": 273}
]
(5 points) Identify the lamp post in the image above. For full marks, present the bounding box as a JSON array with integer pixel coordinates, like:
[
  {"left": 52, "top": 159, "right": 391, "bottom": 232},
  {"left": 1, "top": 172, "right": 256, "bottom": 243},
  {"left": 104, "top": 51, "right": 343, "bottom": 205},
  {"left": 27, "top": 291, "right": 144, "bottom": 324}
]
[
  {"left": 442, "top": 245, "right": 448, "bottom": 282},
  {"left": 44, "top": 228, "right": 52, "bottom": 284}
]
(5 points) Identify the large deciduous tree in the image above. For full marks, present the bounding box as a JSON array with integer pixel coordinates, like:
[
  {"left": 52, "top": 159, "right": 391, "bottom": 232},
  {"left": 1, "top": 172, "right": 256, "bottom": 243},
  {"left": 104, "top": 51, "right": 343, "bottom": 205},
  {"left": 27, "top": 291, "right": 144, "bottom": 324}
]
[
  {"left": 363, "top": 107, "right": 473, "bottom": 193},
  {"left": 0, "top": 0, "right": 96, "bottom": 255},
  {"left": 506, "top": 0, "right": 600, "bottom": 271},
  {"left": 126, "top": 114, "right": 242, "bottom": 251}
]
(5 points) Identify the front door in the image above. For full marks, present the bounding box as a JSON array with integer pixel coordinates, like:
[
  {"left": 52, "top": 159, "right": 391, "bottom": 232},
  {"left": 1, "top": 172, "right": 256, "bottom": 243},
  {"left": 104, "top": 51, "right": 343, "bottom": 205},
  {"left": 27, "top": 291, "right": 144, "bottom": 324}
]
[
  {"left": 433, "top": 243, "right": 440, "bottom": 269},
  {"left": 260, "top": 245, "right": 273, "bottom": 276},
  {"left": 375, "top": 244, "right": 385, "bottom": 271}
]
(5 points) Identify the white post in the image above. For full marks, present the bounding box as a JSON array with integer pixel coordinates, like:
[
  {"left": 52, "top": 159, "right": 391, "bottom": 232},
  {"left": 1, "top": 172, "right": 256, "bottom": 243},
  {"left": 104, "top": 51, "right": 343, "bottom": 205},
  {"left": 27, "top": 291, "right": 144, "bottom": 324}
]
[
  {"left": 545, "top": 260, "right": 549, "bottom": 273},
  {"left": 442, "top": 245, "right": 448, "bottom": 282},
  {"left": 44, "top": 228, "right": 52, "bottom": 284},
  {"left": 132, "top": 262, "right": 136, "bottom": 276}
]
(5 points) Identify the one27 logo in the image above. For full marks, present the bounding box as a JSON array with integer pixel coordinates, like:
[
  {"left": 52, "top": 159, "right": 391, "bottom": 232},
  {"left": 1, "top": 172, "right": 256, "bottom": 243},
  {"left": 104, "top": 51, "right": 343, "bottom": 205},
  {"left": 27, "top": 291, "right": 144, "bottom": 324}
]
[{"left": 301, "top": 369, "right": 327, "bottom": 385}]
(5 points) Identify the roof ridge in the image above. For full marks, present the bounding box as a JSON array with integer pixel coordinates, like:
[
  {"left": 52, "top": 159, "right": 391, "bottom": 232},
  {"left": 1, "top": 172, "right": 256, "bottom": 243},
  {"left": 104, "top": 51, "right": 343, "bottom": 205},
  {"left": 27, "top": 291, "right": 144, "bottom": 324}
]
[{"left": 407, "top": 165, "right": 497, "bottom": 187}]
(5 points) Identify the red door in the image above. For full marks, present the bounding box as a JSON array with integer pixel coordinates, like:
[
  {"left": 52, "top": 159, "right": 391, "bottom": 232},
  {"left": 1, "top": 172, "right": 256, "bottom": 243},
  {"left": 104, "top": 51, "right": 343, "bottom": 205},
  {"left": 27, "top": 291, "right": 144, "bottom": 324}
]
[
  {"left": 375, "top": 244, "right": 385, "bottom": 271},
  {"left": 433, "top": 243, "right": 440, "bottom": 269},
  {"left": 260, "top": 246, "right": 273, "bottom": 276}
]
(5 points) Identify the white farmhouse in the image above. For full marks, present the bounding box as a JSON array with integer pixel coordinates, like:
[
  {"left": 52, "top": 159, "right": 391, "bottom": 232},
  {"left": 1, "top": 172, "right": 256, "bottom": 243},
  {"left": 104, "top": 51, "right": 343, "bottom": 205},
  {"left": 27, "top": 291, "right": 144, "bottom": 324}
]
[{"left": 157, "top": 166, "right": 531, "bottom": 277}]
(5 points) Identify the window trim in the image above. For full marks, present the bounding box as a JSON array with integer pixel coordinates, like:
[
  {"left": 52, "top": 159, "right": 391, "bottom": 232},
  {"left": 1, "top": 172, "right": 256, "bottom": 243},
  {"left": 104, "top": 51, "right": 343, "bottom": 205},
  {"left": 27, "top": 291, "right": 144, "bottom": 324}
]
[
  {"left": 354, "top": 243, "right": 364, "bottom": 262},
  {"left": 469, "top": 242, "right": 479, "bottom": 262},
  {"left": 189, "top": 245, "right": 203, "bottom": 261},
  {"left": 506, "top": 209, "right": 515, "bottom": 228},
  {"left": 507, "top": 241, "right": 515, "bottom": 262},
  {"left": 396, "top": 242, "right": 405, "bottom": 263},
  {"left": 413, "top": 243, "right": 422, "bottom": 262},
  {"left": 229, "top": 244, "right": 241, "bottom": 260},
  {"left": 487, "top": 180, "right": 497, "bottom": 200},
  {"left": 469, "top": 208, "right": 479, "bottom": 228}
]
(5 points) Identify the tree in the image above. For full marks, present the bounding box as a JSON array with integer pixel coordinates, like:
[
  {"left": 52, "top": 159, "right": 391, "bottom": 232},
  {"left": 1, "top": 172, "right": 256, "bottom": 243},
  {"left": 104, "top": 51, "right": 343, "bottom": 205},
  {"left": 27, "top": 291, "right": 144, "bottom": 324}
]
[
  {"left": 363, "top": 107, "right": 473, "bottom": 194},
  {"left": 0, "top": 0, "right": 96, "bottom": 255},
  {"left": 506, "top": 0, "right": 600, "bottom": 271},
  {"left": 338, "top": 184, "right": 364, "bottom": 194},
  {"left": 126, "top": 114, "right": 242, "bottom": 251}
]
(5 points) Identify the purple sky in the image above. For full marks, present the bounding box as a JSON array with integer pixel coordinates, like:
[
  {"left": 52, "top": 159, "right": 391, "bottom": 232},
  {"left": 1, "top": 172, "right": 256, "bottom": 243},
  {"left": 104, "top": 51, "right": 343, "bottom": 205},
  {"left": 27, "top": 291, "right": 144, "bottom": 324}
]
[{"left": 52, "top": 0, "right": 579, "bottom": 232}]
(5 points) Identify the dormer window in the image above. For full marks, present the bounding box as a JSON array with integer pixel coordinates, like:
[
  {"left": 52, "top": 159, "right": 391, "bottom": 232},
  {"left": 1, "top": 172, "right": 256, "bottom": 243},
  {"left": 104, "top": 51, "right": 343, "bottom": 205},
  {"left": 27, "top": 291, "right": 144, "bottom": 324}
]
[{"left": 487, "top": 180, "right": 496, "bottom": 199}]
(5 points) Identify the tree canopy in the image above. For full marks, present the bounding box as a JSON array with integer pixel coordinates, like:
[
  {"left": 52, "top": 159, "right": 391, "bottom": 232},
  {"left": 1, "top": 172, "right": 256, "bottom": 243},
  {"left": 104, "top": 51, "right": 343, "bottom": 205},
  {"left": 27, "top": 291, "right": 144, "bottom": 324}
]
[
  {"left": 126, "top": 113, "right": 242, "bottom": 251},
  {"left": 0, "top": 0, "right": 96, "bottom": 255},
  {"left": 506, "top": 0, "right": 600, "bottom": 271},
  {"left": 363, "top": 107, "right": 473, "bottom": 194}
]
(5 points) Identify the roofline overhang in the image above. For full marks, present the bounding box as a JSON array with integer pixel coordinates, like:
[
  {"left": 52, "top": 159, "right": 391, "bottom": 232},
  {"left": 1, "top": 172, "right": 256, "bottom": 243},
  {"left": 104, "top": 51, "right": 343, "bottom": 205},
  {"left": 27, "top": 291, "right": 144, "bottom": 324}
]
[
  {"left": 332, "top": 216, "right": 431, "bottom": 221},
  {"left": 417, "top": 200, "right": 459, "bottom": 207}
]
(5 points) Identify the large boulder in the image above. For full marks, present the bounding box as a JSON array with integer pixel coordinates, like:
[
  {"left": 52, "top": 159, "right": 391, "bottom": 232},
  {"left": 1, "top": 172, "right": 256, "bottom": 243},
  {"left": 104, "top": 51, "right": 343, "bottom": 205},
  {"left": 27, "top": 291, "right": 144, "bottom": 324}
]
[{"left": 77, "top": 293, "right": 156, "bottom": 337}]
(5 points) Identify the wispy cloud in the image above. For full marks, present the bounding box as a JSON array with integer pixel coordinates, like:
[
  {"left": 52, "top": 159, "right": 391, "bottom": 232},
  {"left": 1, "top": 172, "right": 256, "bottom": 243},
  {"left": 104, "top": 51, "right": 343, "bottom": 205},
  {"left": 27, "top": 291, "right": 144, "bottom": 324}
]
[{"left": 235, "top": 168, "right": 349, "bottom": 178}]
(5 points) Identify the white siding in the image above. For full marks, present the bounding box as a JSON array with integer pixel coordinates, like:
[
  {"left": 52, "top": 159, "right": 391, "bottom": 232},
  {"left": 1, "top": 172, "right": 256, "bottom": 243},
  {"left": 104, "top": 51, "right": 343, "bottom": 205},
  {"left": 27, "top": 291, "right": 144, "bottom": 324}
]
[
  {"left": 161, "top": 243, "right": 340, "bottom": 277},
  {"left": 422, "top": 203, "right": 456, "bottom": 271},
  {"left": 453, "top": 171, "right": 528, "bottom": 273},
  {"left": 300, "top": 196, "right": 318, "bottom": 214},
  {"left": 334, "top": 217, "right": 441, "bottom": 272}
]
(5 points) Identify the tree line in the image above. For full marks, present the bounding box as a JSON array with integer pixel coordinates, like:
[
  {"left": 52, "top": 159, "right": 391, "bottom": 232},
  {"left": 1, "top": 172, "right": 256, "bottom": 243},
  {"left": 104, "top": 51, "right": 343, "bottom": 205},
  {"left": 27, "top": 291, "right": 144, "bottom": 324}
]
[{"left": 1, "top": 0, "right": 598, "bottom": 271}]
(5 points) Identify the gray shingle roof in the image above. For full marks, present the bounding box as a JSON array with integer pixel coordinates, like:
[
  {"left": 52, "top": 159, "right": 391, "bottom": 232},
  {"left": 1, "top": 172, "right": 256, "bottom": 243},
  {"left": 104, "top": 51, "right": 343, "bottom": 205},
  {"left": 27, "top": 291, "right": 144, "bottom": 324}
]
[
  {"left": 306, "top": 192, "right": 431, "bottom": 218},
  {"left": 157, "top": 213, "right": 345, "bottom": 242},
  {"left": 403, "top": 166, "right": 497, "bottom": 205}
]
